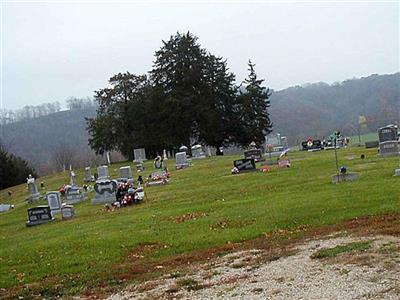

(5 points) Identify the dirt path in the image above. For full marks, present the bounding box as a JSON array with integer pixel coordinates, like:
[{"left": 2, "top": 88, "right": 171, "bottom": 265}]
[{"left": 109, "top": 234, "right": 400, "bottom": 299}]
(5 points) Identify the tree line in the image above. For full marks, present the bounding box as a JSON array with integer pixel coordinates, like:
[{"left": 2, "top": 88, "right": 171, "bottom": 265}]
[{"left": 87, "top": 32, "right": 272, "bottom": 159}]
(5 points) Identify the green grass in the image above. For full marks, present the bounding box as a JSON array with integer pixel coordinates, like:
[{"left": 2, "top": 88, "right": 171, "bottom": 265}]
[
  {"left": 311, "top": 241, "right": 372, "bottom": 259},
  {"left": 0, "top": 147, "right": 399, "bottom": 297}
]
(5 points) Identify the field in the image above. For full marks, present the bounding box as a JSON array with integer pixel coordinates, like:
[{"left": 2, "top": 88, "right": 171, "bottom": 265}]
[{"left": 0, "top": 147, "right": 399, "bottom": 298}]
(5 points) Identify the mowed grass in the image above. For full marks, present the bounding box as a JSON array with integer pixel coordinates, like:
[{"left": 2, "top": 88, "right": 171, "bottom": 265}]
[{"left": 0, "top": 147, "right": 399, "bottom": 297}]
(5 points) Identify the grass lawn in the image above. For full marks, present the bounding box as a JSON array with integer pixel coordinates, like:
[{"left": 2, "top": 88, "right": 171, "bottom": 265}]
[{"left": 0, "top": 147, "right": 399, "bottom": 298}]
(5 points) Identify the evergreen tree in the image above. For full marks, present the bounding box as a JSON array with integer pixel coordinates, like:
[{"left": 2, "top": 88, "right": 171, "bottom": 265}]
[
  {"left": 0, "top": 145, "right": 37, "bottom": 190},
  {"left": 235, "top": 60, "right": 273, "bottom": 146}
]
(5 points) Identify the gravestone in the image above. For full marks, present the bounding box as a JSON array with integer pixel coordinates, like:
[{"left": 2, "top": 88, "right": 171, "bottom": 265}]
[
  {"left": 394, "top": 168, "right": 400, "bottom": 176},
  {"left": 92, "top": 180, "right": 118, "bottom": 204},
  {"left": 84, "top": 167, "right": 92, "bottom": 182},
  {"left": 46, "top": 191, "right": 62, "bottom": 214},
  {"left": 70, "top": 171, "right": 77, "bottom": 186},
  {"left": 61, "top": 205, "right": 75, "bottom": 220},
  {"left": 65, "top": 187, "right": 86, "bottom": 204},
  {"left": 97, "top": 165, "right": 109, "bottom": 180},
  {"left": 379, "top": 141, "right": 399, "bottom": 157},
  {"left": 331, "top": 173, "right": 359, "bottom": 183},
  {"left": 233, "top": 159, "right": 257, "bottom": 173},
  {"left": 244, "top": 149, "right": 264, "bottom": 162},
  {"left": 26, "top": 206, "right": 55, "bottom": 227},
  {"left": 175, "top": 152, "right": 189, "bottom": 169},
  {"left": 0, "top": 204, "right": 14, "bottom": 212},
  {"left": 278, "top": 160, "right": 291, "bottom": 168},
  {"left": 191, "top": 145, "right": 206, "bottom": 159},
  {"left": 134, "top": 148, "right": 147, "bottom": 162},
  {"left": 378, "top": 125, "right": 397, "bottom": 142},
  {"left": 301, "top": 139, "right": 322, "bottom": 151},
  {"left": 119, "top": 166, "right": 133, "bottom": 179},
  {"left": 136, "top": 162, "right": 144, "bottom": 172},
  {"left": 27, "top": 179, "right": 41, "bottom": 202},
  {"left": 378, "top": 125, "right": 399, "bottom": 157},
  {"left": 365, "top": 141, "right": 379, "bottom": 148}
]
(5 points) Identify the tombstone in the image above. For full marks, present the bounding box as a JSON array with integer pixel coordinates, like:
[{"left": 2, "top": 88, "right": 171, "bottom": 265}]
[
  {"left": 61, "top": 205, "right": 75, "bottom": 220},
  {"left": 331, "top": 173, "right": 359, "bottom": 183},
  {"left": 394, "top": 169, "right": 400, "bottom": 177},
  {"left": 379, "top": 141, "right": 399, "bottom": 157},
  {"left": 179, "top": 145, "right": 188, "bottom": 154},
  {"left": 365, "top": 141, "right": 379, "bottom": 148},
  {"left": 97, "top": 165, "right": 109, "bottom": 180},
  {"left": 163, "top": 149, "right": 168, "bottom": 160},
  {"left": 65, "top": 186, "right": 86, "bottom": 204},
  {"left": 233, "top": 159, "right": 257, "bottom": 173},
  {"left": 191, "top": 145, "right": 206, "bottom": 159},
  {"left": 27, "top": 176, "right": 41, "bottom": 202},
  {"left": 0, "top": 204, "right": 14, "bottom": 212},
  {"left": 92, "top": 180, "right": 118, "bottom": 204},
  {"left": 134, "top": 148, "right": 147, "bottom": 162},
  {"left": 278, "top": 160, "right": 291, "bottom": 168},
  {"left": 175, "top": 152, "right": 190, "bottom": 169},
  {"left": 84, "top": 167, "right": 93, "bottom": 183},
  {"left": 119, "top": 166, "right": 133, "bottom": 179},
  {"left": 46, "top": 191, "right": 62, "bottom": 214},
  {"left": 70, "top": 171, "right": 77, "bottom": 186},
  {"left": 301, "top": 139, "right": 322, "bottom": 151},
  {"left": 136, "top": 162, "right": 144, "bottom": 172},
  {"left": 26, "top": 206, "right": 55, "bottom": 227},
  {"left": 244, "top": 149, "right": 264, "bottom": 162},
  {"left": 207, "top": 147, "right": 212, "bottom": 157},
  {"left": 378, "top": 125, "right": 398, "bottom": 142}
]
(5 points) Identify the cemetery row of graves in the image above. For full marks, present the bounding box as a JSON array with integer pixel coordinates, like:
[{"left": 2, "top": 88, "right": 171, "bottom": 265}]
[
  {"left": 0, "top": 126, "right": 399, "bottom": 297},
  {"left": 1, "top": 125, "right": 400, "bottom": 226}
]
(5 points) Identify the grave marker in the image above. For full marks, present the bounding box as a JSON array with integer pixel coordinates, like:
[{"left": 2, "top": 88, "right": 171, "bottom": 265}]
[
  {"left": 92, "top": 180, "right": 118, "bottom": 204},
  {"left": 119, "top": 166, "right": 133, "bottom": 179},
  {"left": 244, "top": 149, "right": 264, "bottom": 162},
  {"left": 175, "top": 152, "right": 189, "bottom": 169},
  {"left": 26, "top": 206, "right": 55, "bottom": 227},
  {"left": 84, "top": 167, "right": 93, "bottom": 182},
  {"left": 46, "top": 191, "right": 62, "bottom": 214},
  {"left": 97, "top": 165, "right": 109, "bottom": 180},
  {"left": 134, "top": 148, "right": 147, "bottom": 162},
  {"left": 233, "top": 159, "right": 257, "bottom": 173},
  {"left": 61, "top": 205, "right": 75, "bottom": 220}
]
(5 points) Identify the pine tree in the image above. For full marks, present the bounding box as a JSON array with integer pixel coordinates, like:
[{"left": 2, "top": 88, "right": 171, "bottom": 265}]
[{"left": 235, "top": 60, "right": 273, "bottom": 146}]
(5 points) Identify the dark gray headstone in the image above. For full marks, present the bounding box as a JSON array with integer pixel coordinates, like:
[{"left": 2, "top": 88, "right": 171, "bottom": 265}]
[
  {"left": 26, "top": 206, "right": 54, "bottom": 227},
  {"left": 379, "top": 141, "right": 399, "bottom": 157},
  {"left": 244, "top": 149, "right": 263, "bottom": 162},
  {"left": 365, "top": 141, "right": 379, "bottom": 148},
  {"left": 27, "top": 182, "right": 40, "bottom": 202},
  {"left": 378, "top": 125, "right": 397, "bottom": 143},
  {"left": 233, "top": 159, "right": 257, "bottom": 172}
]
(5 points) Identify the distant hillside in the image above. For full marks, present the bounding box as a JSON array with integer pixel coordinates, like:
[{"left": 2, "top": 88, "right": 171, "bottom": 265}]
[
  {"left": 1, "top": 73, "right": 398, "bottom": 175},
  {"left": 1, "top": 108, "right": 97, "bottom": 174},
  {"left": 270, "top": 73, "right": 399, "bottom": 144}
]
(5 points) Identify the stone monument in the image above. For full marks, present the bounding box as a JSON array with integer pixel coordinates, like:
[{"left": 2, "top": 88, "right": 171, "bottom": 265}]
[
  {"left": 27, "top": 175, "right": 41, "bottom": 202},
  {"left": 26, "top": 206, "right": 55, "bottom": 227},
  {"left": 175, "top": 152, "right": 190, "bottom": 169},
  {"left": 46, "top": 191, "right": 62, "bottom": 214}
]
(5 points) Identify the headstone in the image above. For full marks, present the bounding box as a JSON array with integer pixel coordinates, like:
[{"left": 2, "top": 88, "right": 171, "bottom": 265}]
[
  {"left": 65, "top": 186, "right": 86, "bottom": 204},
  {"left": 106, "top": 151, "right": 111, "bottom": 165},
  {"left": 97, "top": 165, "right": 109, "bottom": 180},
  {"left": 207, "top": 147, "right": 212, "bottom": 157},
  {"left": 175, "top": 152, "right": 189, "bottom": 169},
  {"left": 84, "top": 167, "right": 92, "bottom": 183},
  {"left": 378, "top": 125, "right": 399, "bottom": 157},
  {"left": 301, "top": 139, "right": 322, "bottom": 151},
  {"left": 365, "top": 141, "right": 379, "bottom": 148},
  {"left": 331, "top": 173, "right": 359, "bottom": 183},
  {"left": 233, "top": 159, "right": 257, "bottom": 173},
  {"left": 26, "top": 206, "right": 55, "bottom": 227},
  {"left": 179, "top": 145, "right": 188, "bottom": 154},
  {"left": 379, "top": 141, "right": 399, "bottom": 157},
  {"left": 163, "top": 149, "right": 168, "bottom": 160},
  {"left": 134, "top": 148, "right": 147, "bottom": 162},
  {"left": 136, "top": 162, "right": 144, "bottom": 172},
  {"left": 394, "top": 169, "right": 400, "bottom": 176},
  {"left": 191, "top": 145, "right": 206, "bottom": 159},
  {"left": 278, "top": 160, "right": 291, "bottom": 168},
  {"left": 27, "top": 175, "right": 40, "bottom": 202},
  {"left": 92, "top": 180, "right": 118, "bottom": 204},
  {"left": 119, "top": 166, "right": 133, "bottom": 179},
  {"left": 0, "top": 204, "right": 14, "bottom": 212},
  {"left": 70, "top": 171, "right": 77, "bottom": 186},
  {"left": 378, "top": 125, "right": 398, "bottom": 142},
  {"left": 244, "top": 149, "right": 264, "bottom": 162},
  {"left": 61, "top": 205, "right": 75, "bottom": 220},
  {"left": 46, "top": 191, "right": 62, "bottom": 214}
]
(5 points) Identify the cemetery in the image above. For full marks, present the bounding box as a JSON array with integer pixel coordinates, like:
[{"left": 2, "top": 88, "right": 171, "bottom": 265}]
[{"left": 0, "top": 141, "right": 399, "bottom": 298}]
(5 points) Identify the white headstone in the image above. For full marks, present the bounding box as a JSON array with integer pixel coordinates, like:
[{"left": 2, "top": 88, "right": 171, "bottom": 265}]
[
  {"left": 84, "top": 167, "right": 92, "bottom": 182},
  {"left": 119, "top": 166, "right": 132, "bottom": 179},
  {"left": 175, "top": 152, "right": 189, "bottom": 169},
  {"left": 70, "top": 171, "right": 77, "bottom": 186},
  {"left": 46, "top": 191, "right": 62, "bottom": 214},
  {"left": 134, "top": 148, "right": 147, "bottom": 162}
]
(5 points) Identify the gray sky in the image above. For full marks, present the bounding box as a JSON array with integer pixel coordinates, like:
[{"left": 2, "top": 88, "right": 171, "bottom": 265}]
[{"left": 2, "top": 0, "right": 399, "bottom": 110}]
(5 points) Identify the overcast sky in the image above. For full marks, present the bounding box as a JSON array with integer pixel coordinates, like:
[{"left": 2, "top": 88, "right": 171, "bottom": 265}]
[{"left": 1, "top": 0, "right": 399, "bottom": 110}]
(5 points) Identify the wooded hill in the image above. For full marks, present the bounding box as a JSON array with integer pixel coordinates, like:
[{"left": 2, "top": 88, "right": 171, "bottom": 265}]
[{"left": 1, "top": 72, "right": 398, "bottom": 175}]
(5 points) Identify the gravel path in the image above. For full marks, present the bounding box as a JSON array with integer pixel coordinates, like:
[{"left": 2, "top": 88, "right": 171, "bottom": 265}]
[{"left": 109, "top": 234, "right": 400, "bottom": 300}]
